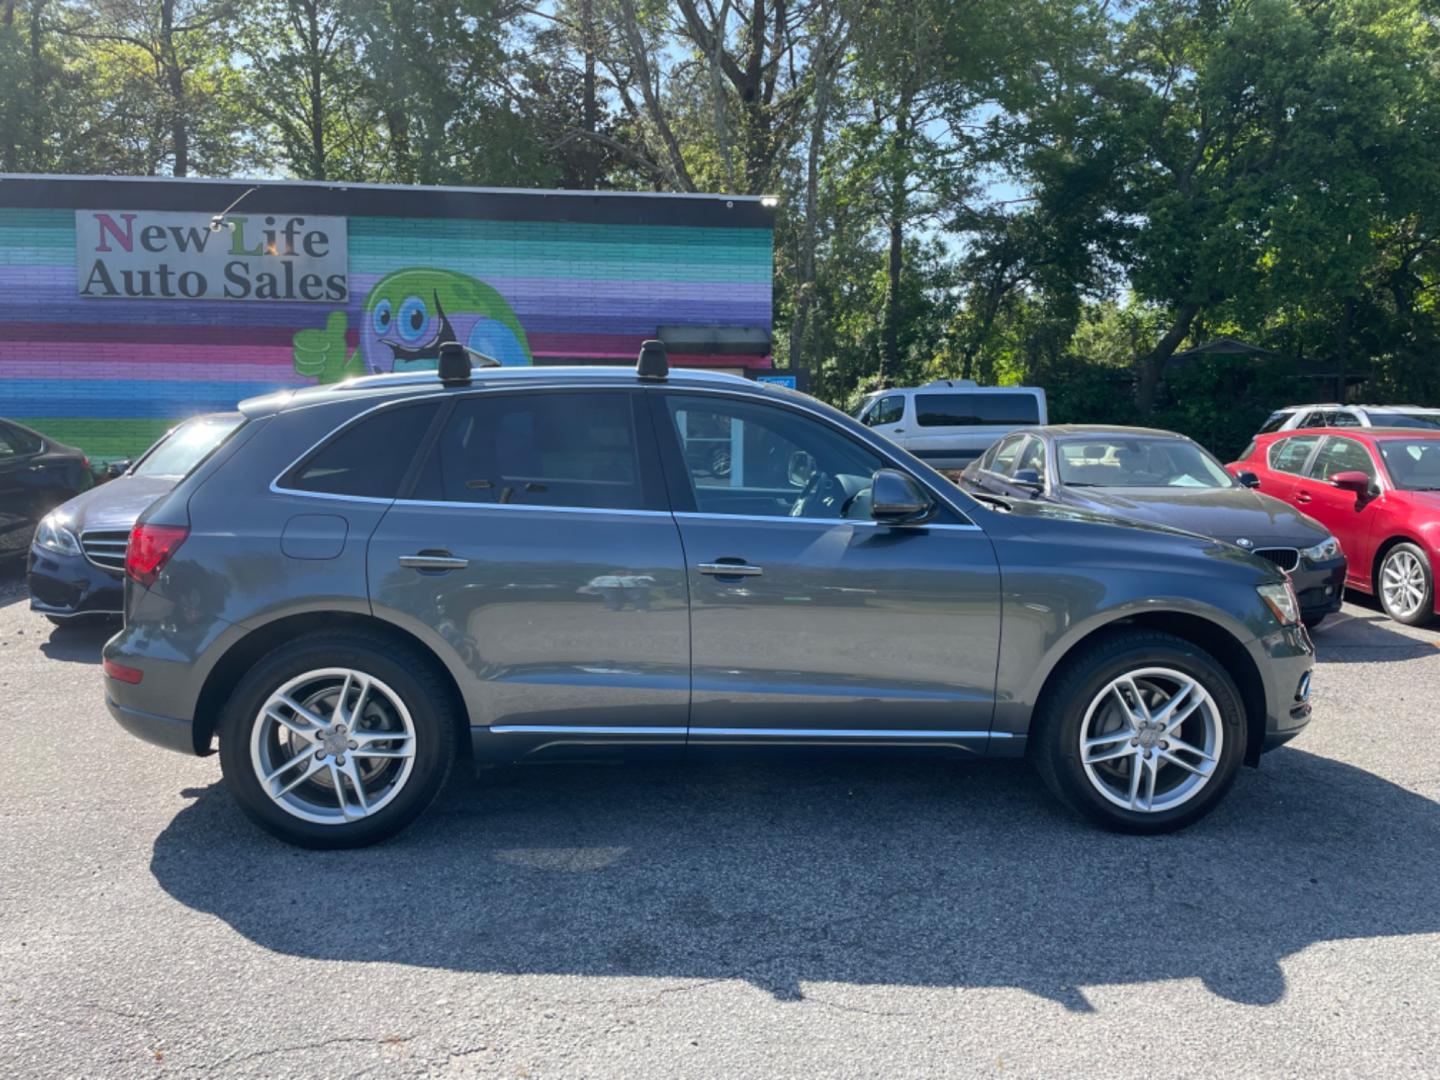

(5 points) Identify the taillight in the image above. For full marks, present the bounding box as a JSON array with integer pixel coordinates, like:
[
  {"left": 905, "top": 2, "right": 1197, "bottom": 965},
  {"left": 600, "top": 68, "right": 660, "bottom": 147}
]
[
  {"left": 126, "top": 523, "right": 189, "bottom": 588},
  {"left": 103, "top": 658, "right": 143, "bottom": 684}
]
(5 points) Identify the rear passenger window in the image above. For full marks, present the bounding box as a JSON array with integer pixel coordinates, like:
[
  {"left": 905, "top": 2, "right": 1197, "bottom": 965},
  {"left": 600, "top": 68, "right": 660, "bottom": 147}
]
[
  {"left": 414, "top": 391, "right": 649, "bottom": 510},
  {"left": 1269, "top": 435, "right": 1321, "bottom": 474},
  {"left": 288, "top": 401, "right": 440, "bottom": 498},
  {"left": 915, "top": 393, "right": 1039, "bottom": 427},
  {"left": 1326, "top": 410, "right": 1362, "bottom": 428}
]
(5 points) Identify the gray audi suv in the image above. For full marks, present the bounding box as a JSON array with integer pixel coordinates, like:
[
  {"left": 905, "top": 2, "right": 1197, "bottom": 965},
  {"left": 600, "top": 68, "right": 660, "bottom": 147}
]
[{"left": 103, "top": 347, "right": 1315, "bottom": 847}]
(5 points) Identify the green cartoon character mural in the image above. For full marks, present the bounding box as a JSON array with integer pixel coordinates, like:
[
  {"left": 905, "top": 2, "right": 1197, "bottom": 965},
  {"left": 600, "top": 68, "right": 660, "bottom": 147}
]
[{"left": 293, "top": 268, "right": 533, "bottom": 383}]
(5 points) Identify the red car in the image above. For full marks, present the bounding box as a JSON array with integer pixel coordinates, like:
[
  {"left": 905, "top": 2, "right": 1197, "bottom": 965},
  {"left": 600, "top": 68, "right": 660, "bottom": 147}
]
[{"left": 1228, "top": 428, "right": 1440, "bottom": 625}]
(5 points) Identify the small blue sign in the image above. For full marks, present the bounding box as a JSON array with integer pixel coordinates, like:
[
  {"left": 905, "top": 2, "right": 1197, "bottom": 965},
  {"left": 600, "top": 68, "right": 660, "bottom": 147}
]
[{"left": 756, "top": 374, "right": 797, "bottom": 389}]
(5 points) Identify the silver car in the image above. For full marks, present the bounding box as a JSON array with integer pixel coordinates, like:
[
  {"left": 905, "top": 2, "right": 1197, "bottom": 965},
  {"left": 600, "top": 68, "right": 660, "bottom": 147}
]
[{"left": 103, "top": 347, "right": 1315, "bottom": 847}]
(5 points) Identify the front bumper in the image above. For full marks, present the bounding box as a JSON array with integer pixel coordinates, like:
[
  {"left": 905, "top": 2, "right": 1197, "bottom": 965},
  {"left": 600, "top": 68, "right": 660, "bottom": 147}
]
[
  {"left": 1247, "top": 620, "right": 1315, "bottom": 757},
  {"left": 1291, "top": 555, "right": 1347, "bottom": 620},
  {"left": 27, "top": 544, "right": 123, "bottom": 618}
]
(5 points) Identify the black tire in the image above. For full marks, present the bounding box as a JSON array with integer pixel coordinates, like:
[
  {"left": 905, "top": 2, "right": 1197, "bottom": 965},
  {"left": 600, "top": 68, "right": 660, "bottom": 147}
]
[
  {"left": 1376, "top": 542, "right": 1436, "bottom": 627},
  {"left": 218, "top": 631, "right": 460, "bottom": 849},
  {"left": 1030, "top": 630, "right": 1247, "bottom": 834}
]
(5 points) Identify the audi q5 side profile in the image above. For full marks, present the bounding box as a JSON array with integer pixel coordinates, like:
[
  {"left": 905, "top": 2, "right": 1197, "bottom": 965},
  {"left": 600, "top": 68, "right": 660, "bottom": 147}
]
[{"left": 103, "top": 348, "right": 1315, "bottom": 847}]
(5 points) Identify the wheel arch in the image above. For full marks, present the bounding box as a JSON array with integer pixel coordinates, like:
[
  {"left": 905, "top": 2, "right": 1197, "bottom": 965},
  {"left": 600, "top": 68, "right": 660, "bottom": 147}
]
[
  {"left": 1370, "top": 534, "right": 1427, "bottom": 594},
  {"left": 191, "top": 611, "right": 469, "bottom": 757},
  {"left": 1028, "top": 610, "right": 1269, "bottom": 768}
]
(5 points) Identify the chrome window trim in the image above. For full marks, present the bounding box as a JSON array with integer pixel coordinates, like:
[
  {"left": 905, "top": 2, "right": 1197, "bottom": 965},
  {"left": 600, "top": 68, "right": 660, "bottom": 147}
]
[
  {"left": 672, "top": 511, "right": 981, "bottom": 531},
  {"left": 267, "top": 379, "right": 986, "bottom": 526},
  {"left": 393, "top": 499, "right": 672, "bottom": 518}
]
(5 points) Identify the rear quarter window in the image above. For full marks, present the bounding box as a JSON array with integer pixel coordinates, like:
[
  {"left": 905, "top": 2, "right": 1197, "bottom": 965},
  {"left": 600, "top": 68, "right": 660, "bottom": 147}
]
[
  {"left": 915, "top": 393, "right": 1040, "bottom": 427},
  {"left": 285, "top": 400, "right": 441, "bottom": 499}
]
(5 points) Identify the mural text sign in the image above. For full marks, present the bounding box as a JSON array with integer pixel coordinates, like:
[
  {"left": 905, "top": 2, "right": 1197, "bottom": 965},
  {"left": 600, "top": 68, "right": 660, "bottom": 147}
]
[{"left": 75, "top": 210, "right": 347, "bottom": 302}]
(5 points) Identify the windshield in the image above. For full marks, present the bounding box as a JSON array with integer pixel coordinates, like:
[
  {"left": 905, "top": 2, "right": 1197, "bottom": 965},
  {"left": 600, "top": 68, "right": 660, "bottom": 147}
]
[
  {"left": 1376, "top": 438, "right": 1440, "bottom": 490},
  {"left": 1056, "top": 436, "right": 1234, "bottom": 489},
  {"left": 1366, "top": 411, "right": 1440, "bottom": 430},
  {"left": 132, "top": 415, "right": 243, "bottom": 477}
]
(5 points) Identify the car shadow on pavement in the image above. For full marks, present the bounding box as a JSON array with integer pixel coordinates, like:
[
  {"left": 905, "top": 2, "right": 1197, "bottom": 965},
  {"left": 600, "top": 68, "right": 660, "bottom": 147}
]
[
  {"left": 149, "top": 747, "right": 1440, "bottom": 1011},
  {"left": 38, "top": 618, "right": 116, "bottom": 663},
  {"left": 1310, "top": 600, "right": 1440, "bottom": 662}
]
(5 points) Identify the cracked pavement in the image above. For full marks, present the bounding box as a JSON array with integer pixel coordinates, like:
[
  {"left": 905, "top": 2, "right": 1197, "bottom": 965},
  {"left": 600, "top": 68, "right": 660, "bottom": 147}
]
[{"left": 1, "top": 568, "right": 1439, "bottom": 1077}]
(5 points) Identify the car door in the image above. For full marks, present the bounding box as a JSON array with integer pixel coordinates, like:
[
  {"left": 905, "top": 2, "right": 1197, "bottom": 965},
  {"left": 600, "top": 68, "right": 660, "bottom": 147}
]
[
  {"left": 1257, "top": 434, "right": 1323, "bottom": 503},
  {"left": 0, "top": 422, "right": 49, "bottom": 555},
  {"left": 367, "top": 388, "right": 691, "bottom": 739},
  {"left": 965, "top": 433, "right": 1027, "bottom": 496},
  {"left": 0, "top": 424, "right": 29, "bottom": 554},
  {"left": 859, "top": 392, "right": 909, "bottom": 448},
  {"left": 650, "top": 390, "right": 1002, "bottom": 748},
  {"left": 1292, "top": 435, "right": 1383, "bottom": 583}
]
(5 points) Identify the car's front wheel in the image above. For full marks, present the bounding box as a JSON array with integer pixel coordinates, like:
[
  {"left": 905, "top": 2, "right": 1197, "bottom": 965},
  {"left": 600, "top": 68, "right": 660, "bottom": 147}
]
[
  {"left": 1032, "top": 630, "right": 1247, "bottom": 833},
  {"left": 1377, "top": 542, "right": 1435, "bottom": 626},
  {"left": 218, "top": 633, "right": 460, "bottom": 848}
]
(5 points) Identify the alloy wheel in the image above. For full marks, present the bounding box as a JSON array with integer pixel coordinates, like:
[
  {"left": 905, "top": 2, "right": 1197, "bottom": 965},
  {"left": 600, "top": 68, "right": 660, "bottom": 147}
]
[
  {"left": 1381, "top": 549, "right": 1426, "bottom": 619},
  {"left": 250, "top": 668, "right": 417, "bottom": 825},
  {"left": 1078, "top": 666, "right": 1223, "bottom": 813}
]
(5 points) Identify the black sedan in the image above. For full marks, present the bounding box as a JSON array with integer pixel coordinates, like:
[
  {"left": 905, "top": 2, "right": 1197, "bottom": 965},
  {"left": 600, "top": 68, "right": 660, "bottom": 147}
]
[
  {"left": 959, "top": 425, "right": 1347, "bottom": 628},
  {"left": 27, "top": 413, "right": 242, "bottom": 624},
  {"left": 0, "top": 419, "right": 93, "bottom": 561}
]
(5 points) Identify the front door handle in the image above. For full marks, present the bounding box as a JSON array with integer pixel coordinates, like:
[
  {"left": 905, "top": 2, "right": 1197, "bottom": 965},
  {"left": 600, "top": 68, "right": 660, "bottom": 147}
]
[
  {"left": 399, "top": 553, "right": 469, "bottom": 571},
  {"left": 1295, "top": 491, "right": 1312, "bottom": 504},
  {"left": 698, "top": 562, "right": 763, "bottom": 577}
]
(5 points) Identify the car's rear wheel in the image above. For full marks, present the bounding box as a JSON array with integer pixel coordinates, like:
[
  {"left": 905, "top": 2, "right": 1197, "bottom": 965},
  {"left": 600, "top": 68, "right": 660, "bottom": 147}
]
[
  {"left": 1377, "top": 542, "right": 1435, "bottom": 626},
  {"left": 1032, "top": 630, "right": 1246, "bottom": 833},
  {"left": 218, "top": 633, "right": 459, "bottom": 848}
]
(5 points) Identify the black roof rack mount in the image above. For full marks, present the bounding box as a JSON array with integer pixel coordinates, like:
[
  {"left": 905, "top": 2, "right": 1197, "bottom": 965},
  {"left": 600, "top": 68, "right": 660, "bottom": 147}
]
[
  {"left": 637, "top": 339, "right": 669, "bottom": 380},
  {"left": 438, "top": 340, "right": 501, "bottom": 386}
]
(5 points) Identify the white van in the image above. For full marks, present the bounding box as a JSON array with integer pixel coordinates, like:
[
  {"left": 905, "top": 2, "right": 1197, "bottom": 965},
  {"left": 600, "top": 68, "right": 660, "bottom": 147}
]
[{"left": 854, "top": 380, "right": 1048, "bottom": 470}]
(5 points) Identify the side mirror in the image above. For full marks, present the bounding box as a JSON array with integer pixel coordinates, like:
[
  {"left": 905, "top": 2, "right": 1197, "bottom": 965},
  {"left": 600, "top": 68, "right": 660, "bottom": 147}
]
[
  {"left": 1012, "top": 467, "right": 1043, "bottom": 489},
  {"left": 105, "top": 459, "right": 131, "bottom": 479},
  {"left": 1330, "top": 470, "right": 1372, "bottom": 494},
  {"left": 870, "top": 468, "right": 934, "bottom": 524},
  {"left": 1236, "top": 470, "right": 1260, "bottom": 488}
]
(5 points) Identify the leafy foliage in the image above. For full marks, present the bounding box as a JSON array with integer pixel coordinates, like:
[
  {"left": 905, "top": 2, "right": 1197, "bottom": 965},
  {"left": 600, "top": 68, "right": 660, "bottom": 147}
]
[{"left": 9, "top": 0, "right": 1440, "bottom": 450}]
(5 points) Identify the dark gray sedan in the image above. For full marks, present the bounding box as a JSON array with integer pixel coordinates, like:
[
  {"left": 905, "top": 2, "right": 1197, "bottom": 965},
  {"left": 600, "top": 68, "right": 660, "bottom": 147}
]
[
  {"left": 28, "top": 413, "right": 242, "bottom": 624},
  {"left": 959, "top": 425, "right": 1347, "bottom": 627}
]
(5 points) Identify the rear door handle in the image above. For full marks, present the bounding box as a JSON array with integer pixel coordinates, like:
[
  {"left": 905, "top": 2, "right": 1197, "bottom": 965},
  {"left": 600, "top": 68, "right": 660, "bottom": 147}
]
[
  {"left": 698, "top": 562, "right": 763, "bottom": 577},
  {"left": 399, "top": 553, "right": 469, "bottom": 571}
]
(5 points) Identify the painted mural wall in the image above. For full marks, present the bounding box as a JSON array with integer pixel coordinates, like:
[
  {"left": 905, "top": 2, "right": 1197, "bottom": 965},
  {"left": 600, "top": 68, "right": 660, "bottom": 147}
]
[{"left": 0, "top": 197, "right": 774, "bottom": 459}]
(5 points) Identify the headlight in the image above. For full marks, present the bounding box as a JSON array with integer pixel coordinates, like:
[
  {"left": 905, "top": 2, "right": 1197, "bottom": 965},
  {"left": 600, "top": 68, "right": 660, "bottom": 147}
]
[
  {"left": 1257, "top": 581, "right": 1300, "bottom": 626},
  {"left": 1300, "top": 534, "right": 1342, "bottom": 562},
  {"left": 34, "top": 514, "right": 81, "bottom": 556}
]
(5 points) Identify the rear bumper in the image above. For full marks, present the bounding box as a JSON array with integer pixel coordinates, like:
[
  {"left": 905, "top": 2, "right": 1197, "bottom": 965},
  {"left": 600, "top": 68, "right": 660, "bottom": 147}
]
[
  {"left": 27, "top": 545, "right": 123, "bottom": 618},
  {"left": 105, "top": 694, "right": 196, "bottom": 755}
]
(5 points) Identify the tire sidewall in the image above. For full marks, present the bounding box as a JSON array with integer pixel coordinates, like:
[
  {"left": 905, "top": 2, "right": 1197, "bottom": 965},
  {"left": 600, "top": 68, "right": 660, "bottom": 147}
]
[
  {"left": 1379, "top": 543, "right": 1434, "bottom": 626},
  {"left": 1046, "top": 637, "right": 1247, "bottom": 833},
  {"left": 218, "top": 636, "right": 454, "bottom": 848}
]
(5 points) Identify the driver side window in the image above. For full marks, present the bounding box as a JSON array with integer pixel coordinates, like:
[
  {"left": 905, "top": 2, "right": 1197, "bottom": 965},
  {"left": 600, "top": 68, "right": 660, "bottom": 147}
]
[{"left": 663, "top": 395, "right": 884, "bottom": 520}]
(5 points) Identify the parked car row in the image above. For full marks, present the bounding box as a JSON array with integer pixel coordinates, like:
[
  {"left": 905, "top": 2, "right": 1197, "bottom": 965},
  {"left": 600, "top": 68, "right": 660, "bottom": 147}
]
[{"left": 8, "top": 359, "right": 1433, "bottom": 850}]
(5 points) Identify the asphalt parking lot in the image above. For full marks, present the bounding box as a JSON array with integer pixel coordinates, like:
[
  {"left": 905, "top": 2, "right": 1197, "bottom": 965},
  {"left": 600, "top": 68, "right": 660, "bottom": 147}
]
[{"left": 1, "top": 568, "right": 1438, "bottom": 1078}]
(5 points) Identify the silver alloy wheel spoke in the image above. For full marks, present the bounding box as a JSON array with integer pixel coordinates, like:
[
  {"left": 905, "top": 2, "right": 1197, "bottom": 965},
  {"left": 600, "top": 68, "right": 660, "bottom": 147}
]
[
  {"left": 251, "top": 667, "right": 417, "bottom": 827},
  {"left": 1079, "top": 666, "right": 1223, "bottom": 814},
  {"left": 1384, "top": 552, "right": 1425, "bottom": 616}
]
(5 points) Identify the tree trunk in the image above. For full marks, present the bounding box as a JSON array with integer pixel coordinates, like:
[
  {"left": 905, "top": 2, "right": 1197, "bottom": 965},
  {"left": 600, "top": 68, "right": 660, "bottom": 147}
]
[
  {"left": 160, "top": 0, "right": 188, "bottom": 176},
  {"left": 880, "top": 103, "right": 911, "bottom": 386},
  {"left": 579, "top": 0, "right": 598, "bottom": 187},
  {"left": 1135, "top": 301, "right": 1201, "bottom": 413},
  {"left": 306, "top": 0, "right": 326, "bottom": 180}
]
